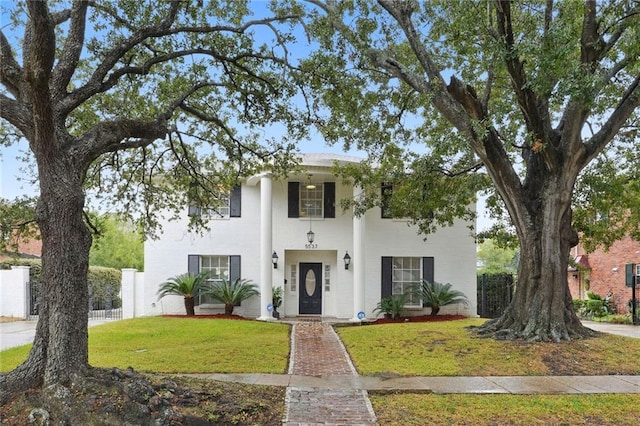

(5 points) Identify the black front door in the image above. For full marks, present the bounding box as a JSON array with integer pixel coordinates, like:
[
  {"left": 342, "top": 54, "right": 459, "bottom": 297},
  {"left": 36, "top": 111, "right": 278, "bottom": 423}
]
[{"left": 299, "top": 263, "right": 322, "bottom": 315}]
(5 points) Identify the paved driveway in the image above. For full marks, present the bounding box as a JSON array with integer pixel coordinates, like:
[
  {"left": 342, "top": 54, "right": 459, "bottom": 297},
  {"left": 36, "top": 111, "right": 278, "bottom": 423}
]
[{"left": 0, "top": 319, "right": 112, "bottom": 351}]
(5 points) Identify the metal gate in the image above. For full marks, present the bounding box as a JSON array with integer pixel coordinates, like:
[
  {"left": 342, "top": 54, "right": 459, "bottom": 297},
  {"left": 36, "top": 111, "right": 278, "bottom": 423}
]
[
  {"left": 27, "top": 280, "right": 122, "bottom": 321},
  {"left": 28, "top": 280, "right": 40, "bottom": 320},
  {"left": 88, "top": 281, "right": 122, "bottom": 320},
  {"left": 477, "top": 273, "right": 515, "bottom": 318}
]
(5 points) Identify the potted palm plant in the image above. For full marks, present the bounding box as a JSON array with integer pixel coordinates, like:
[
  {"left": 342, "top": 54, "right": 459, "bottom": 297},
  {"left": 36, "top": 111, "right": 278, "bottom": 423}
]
[
  {"left": 157, "top": 271, "right": 211, "bottom": 316},
  {"left": 272, "top": 286, "right": 283, "bottom": 319}
]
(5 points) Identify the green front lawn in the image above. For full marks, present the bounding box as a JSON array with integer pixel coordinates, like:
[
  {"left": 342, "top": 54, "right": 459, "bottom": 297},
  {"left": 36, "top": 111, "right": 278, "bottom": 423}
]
[
  {"left": 337, "top": 318, "right": 640, "bottom": 376},
  {"left": 0, "top": 317, "right": 291, "bottom": 374},
  {"left": 370, "top": 394, "right": 640, "bottom": 425}
]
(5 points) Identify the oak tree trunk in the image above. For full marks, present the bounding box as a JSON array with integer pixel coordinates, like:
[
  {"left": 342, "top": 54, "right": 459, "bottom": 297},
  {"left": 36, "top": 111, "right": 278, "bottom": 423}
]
[
  {"left": 477, "top": 177, "right": 595, "bottom": 342},
  {"left": 0, "top": 156, "right": 92, "bottom": 404}
]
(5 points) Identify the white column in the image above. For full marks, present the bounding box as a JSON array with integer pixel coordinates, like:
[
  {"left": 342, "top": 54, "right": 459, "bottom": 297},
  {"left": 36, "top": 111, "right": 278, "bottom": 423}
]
[
  {"left": 121, "top": 268, "right": 137, "bottom": 319},
  {"left": 350, "top": 186, "right": 366, "bottom": 322},
  {"left": 258, "top": 173, "right": 274, "bottom": 321}
]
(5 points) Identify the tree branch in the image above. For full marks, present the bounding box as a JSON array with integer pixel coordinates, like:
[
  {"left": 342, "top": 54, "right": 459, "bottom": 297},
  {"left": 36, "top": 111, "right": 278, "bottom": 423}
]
[
  {"left": 494, "top": 0, "right": 558, "bottom": 171},
  {"left": 52, "top": 1, "right": 88, "bottom": 101},
  {"left": 0, "top": 30, "right": 23, "bottom": 98},
  {"left": 584, "top": 72, "right": 640, "bottom": 163},
  {"left": 0, "top": 95, "right": 33, "bottom": 137}
]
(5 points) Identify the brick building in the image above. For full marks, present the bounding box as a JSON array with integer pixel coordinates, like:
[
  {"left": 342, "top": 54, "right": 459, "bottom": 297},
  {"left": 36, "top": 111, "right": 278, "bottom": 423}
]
[
  {"left": 0, "top": 233, "right": 42, "bottom": 262},
  {"left": 568, "top": 235, "right": 640, "bottom": 314}
]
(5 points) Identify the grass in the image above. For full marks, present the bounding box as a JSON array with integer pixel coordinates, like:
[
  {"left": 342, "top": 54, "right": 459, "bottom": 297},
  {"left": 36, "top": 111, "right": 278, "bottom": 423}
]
[
  {"left": 336, "top": 318, "right": 640, "bottom": 376},
  {"left": 3, "top": 316, "right": 640, "bottom": 424},
  {"left": 370, "top": 393, "right": 640, "bottom": 425},
  {"left": 0, "top": 317, "right": 291, "bottom": 374}
]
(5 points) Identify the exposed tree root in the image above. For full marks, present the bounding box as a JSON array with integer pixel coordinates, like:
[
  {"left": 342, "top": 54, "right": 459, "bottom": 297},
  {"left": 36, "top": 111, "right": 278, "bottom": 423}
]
[
  {"left": 1, "top": 367, "right": 183, "bottom": 425},
  {"left": 472, "top": 311, "right": 598, "bottom": 342}
]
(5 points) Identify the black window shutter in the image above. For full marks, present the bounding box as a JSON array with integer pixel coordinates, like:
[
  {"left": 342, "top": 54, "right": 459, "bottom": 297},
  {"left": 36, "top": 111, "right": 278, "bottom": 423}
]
[
  {"left": 188, "top": 255, "right": 200, "bottom": 306},
  {"left": 381, "top": 256, "right": 393, "bottom": 298},
  {"left": 422, "top": 257, "right": 434, "bottom": 307},
  {"left": 230, "top": 255, "right": 241, "bottom": 282},
  {"left": 188, "top": 255, "right": 200, "bottom": 274},
  {"left": 230, "top": 185, "right": 241, "bottom": 217},
  {"left": 323, "top": 182, "right": 335, "bottom": 218},
  {"left": 230, "top": 255, "right": 241, "bottom": 306},
  {"left": 381, "top": 183, "right": 393, "bottom": 218},
  {"left": 288, "top": 182, "right": 300, "bottom": 218}
]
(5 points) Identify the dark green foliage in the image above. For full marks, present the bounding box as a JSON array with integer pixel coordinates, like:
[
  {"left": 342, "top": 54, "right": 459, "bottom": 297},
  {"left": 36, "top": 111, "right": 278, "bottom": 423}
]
[
  {"left": 574, "top": 292, "right": 617, "bottom": 319},
  {"left": 0, "top": 259, "right": 121, "bottom": 306},
  {"left": 157, "top": 271, "right": 212, "bottom": 316},
  {"left": 373, "top": 295, "right": 406, "bottom": 320},
  {"left": 414, "top": 280, "right": 469, "bottom": 316},
  {"left": 201, "top": 278, "right": 260, "bottom": 315}
]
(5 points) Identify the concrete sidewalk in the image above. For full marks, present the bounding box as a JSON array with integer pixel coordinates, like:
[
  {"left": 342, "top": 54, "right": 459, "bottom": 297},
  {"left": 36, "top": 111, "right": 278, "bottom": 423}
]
[{"left": 183, "top": 372, "right": 640, "bottom": 394}]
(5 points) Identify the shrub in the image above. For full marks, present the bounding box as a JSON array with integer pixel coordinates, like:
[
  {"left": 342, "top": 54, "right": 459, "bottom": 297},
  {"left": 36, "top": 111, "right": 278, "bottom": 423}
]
[
  {"left": 2, "top": 259, "right": 121, "bottom": 308},
  {"left": 373, "top": 295, "right": 406, "bottom": 320},
  {"left": 413, "top": 280, "right": 469, "bottom": 316},
  {"left": 202, "top": 278, "right": 260, "bottom": 315},
  {"left": 157, "top": 271, "right": 212, "bottom": 316}
]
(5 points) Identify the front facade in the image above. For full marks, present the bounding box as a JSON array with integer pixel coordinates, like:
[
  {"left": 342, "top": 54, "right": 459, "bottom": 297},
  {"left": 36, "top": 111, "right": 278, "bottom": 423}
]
[{"left": 144, "top": 154, "right": 477, "bottom": 320}]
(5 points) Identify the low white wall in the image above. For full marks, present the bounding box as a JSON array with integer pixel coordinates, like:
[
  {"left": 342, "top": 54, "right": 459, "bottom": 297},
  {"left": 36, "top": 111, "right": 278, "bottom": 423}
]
[{"left": 0, "top": 266, "right": 30, "bottom": 319}]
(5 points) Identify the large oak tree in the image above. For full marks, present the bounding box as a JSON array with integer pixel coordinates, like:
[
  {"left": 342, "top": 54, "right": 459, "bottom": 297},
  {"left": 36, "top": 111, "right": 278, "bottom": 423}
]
[
  {"left": 0, "top": 0, "right": 304, "bottom": 404},
  {"left": 300, "top": 0, "right": 640, "bottom": 342}
]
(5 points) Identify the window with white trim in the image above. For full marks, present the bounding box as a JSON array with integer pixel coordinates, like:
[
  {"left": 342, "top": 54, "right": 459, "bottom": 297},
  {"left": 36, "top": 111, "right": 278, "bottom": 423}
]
[
  {"left": 300, "top": 184, "right": 323, "bottom": 218},
  {"left": 199, "top": 255, "right": 229, "bottom": 304},
  {"left": 392, "top": 257, "right": 421, "bottom": 306},
  {"left": 204, "top": 191, "right": 230, "bottom": 219}
]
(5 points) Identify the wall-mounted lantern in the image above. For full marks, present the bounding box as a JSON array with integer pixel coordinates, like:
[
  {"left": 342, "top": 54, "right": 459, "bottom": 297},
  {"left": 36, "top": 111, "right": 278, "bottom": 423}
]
[{"left": 343, "top": 251, "right": 351, "bottom": 270}]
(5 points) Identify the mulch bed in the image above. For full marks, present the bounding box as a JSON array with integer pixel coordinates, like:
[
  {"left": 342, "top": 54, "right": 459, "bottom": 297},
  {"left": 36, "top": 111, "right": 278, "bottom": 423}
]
[
  {"left": 369, "top": 314, "right": 467, "bottom": 325},
  {"left": 162, "top": 313, "right": 252, "bottom": 320},
  {"left": 162, "top": 313, "right": 468, "bottom": 324}
]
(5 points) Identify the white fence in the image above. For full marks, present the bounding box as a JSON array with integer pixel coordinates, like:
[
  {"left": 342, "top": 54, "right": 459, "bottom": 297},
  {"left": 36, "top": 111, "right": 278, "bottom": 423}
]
[
  {"left": 1, "top": 266, "right": 248, "bottom": 319},
  {"left": 0, "top": 266, "right": 145, "bottom": 320}
]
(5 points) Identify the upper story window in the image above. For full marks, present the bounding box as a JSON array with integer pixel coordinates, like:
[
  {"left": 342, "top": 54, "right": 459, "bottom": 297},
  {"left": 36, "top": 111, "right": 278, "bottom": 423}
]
[
  {"left": 381, "top": 182, "right": 431, "bottom": 220},
  {"left": 288, "top": 181, "right": 335, "bottom": 219},
  {"left": 205, "top": 192, "right": 230, "bottom": 219},
  {"left": 301, "top": 184, "right": 324, "bottom": 218},
  {"left": 188, "top": 185, "right": 241, "bottom": 219}
]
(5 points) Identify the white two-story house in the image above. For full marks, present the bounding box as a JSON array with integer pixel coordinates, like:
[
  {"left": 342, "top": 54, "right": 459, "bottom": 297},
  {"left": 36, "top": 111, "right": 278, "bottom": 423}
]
[{"left": 143, "top": 153, "right": 477, "bottom": 320}]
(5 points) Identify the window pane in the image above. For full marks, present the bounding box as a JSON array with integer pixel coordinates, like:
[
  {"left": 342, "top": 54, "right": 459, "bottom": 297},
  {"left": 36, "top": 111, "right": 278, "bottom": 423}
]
[
  {"left": 300, "top": 184, "right": 323, "bottom": 218},
  {"left": 392, "top": 256, "right": 421, "bottom": 306}
]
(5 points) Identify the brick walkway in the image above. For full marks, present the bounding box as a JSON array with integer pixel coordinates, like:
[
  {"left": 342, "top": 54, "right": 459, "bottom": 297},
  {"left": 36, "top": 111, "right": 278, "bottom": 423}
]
[{"left": 283, "top": 321, "right": 378, "bottom": 425}]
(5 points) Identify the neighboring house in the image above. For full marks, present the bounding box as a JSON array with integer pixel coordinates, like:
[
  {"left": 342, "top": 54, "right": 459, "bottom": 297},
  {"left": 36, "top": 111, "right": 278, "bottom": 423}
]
[
  {"left": 144, "top": 153, "right": 477, "bottom": 320},
  {"left": 0, "top": 233, "right": 42, "bottom": 262},
  {"left": 568, "top": 235, "right": 640, "bottom": 314}
]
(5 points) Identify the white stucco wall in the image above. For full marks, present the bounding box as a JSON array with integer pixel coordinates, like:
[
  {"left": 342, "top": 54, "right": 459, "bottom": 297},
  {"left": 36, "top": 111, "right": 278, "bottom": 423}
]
[{"left": 0, "top": 266, "right": 30, "bottom": 319}]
